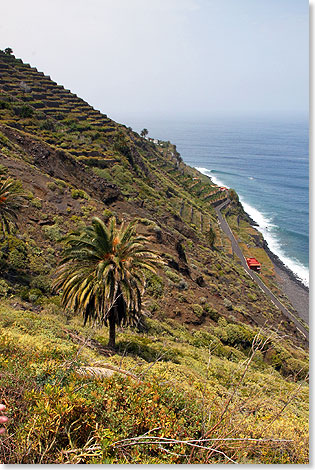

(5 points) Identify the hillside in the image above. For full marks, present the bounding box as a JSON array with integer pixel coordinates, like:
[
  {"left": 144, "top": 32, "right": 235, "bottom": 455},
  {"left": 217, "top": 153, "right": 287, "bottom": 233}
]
[{"left": 0, "top": 50, "right": 309, "bottom": 464}]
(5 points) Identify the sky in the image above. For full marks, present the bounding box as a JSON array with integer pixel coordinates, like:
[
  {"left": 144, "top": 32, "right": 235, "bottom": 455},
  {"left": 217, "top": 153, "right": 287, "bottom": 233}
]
[{"left": 1, "top": 0, "right": 309, "bottom": 122}]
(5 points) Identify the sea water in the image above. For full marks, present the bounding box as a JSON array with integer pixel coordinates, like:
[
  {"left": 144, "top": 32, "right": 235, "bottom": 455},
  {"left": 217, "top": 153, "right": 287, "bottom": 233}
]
[{"left": 123, "top": 117, "right": 309, "bottom": 286}]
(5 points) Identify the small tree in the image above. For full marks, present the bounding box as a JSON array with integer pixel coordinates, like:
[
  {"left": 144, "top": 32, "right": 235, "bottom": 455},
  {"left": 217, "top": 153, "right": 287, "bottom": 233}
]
[
  {"left": 140, "top": 128, "right": 148, "bottom": 138},
  {"left": 206, "top": 227, "right": 216, "bottom": 248},
  {"left": 4, "top": 48, "right": 13, "bottom": 55},
  {"left": 54, "top": 217, "right": 162, "bottom": 348}
]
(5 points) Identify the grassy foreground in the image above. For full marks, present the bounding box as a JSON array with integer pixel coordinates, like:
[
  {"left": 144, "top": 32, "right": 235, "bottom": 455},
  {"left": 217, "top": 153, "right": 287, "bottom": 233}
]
[{"left": 0, "top": 299, "right": 308, "bottom": 464}]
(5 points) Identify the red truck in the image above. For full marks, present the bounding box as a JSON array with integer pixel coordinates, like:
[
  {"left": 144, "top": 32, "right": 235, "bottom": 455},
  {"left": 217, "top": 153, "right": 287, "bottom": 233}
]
[{"left": 246, "top": 258, "right": 261, "bottom": 272}]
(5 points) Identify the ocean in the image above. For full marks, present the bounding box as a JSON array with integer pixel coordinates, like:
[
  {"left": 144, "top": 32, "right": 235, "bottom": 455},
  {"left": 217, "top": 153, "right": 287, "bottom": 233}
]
[{"left": 122, "top": 117, "right": 309, "bottom": 287}]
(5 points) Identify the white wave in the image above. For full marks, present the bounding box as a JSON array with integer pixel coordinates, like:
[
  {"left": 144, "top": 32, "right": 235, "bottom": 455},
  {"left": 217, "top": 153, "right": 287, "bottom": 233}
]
[
  {"left": 196, "top": 166, "right": 309, "bottom": 287},
  {"left": 240, "top": 199, "right": 309, "bottom": 287},
  {"left": 196, "top": 167, "right": 229, "bottom": 188}
]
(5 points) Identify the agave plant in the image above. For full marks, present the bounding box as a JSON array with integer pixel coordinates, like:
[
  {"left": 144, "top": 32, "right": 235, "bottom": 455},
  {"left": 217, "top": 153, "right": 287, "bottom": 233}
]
[
  {"left": 54, "top": 216, "right": 162, "bottom": 348},
  {"left": 0, "top": 176, "right": 25, "bottom": 237}
]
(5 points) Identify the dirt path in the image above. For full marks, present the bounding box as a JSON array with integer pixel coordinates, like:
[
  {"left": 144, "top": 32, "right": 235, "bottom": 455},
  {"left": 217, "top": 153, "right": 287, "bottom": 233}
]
[{"left": 215, "top": 200, "right": 309, "bottom": 340}]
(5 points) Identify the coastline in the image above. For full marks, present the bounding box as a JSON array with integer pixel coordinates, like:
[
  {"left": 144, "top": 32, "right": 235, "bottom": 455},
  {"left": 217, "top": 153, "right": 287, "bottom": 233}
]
[
  {"left": 197, "top": 166, "right": 309, "bottom": 289},
  {"left": 195, "top": 167, "right": 309, "bottom": 324},
  {"left": 250, "top": 220, "right": 309, "bottom": 325},
  {"left": 222, "top": 192, "right": 309, "bottom": 324}
]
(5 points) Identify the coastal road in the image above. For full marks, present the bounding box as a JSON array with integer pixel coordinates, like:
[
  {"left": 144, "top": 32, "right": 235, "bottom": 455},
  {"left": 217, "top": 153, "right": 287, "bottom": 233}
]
[{"left": 215, "top": 200, "right": 309, "bottom": 340}]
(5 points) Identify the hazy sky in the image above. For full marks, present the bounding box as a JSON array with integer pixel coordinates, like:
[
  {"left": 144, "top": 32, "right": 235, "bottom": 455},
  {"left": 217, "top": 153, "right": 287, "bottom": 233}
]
[{"left": 1, "top": 0, "right": 309, "bottom": 122}]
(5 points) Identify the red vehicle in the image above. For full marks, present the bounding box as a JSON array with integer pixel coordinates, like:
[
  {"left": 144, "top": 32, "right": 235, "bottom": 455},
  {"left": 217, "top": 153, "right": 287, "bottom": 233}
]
[{"left": 246, "top": 257, "right": 261, "bottom": 272}]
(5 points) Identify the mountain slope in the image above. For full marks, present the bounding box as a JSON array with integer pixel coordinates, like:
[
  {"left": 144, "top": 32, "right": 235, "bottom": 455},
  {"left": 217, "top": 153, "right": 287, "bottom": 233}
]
[{"left": 0, "top": 50, "right": 309, "bottom": 464}]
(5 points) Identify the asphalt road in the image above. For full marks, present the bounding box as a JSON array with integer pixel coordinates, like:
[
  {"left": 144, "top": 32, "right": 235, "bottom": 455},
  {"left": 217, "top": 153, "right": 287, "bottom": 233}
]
[{"left": 215, "top": 200, "right": 309, "bottom": 340}]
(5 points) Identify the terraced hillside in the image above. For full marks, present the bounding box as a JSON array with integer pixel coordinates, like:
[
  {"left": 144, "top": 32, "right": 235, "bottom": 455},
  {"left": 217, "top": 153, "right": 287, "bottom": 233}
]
[{"left": 0, "top": 50, "right": 309, "bottom": 464}]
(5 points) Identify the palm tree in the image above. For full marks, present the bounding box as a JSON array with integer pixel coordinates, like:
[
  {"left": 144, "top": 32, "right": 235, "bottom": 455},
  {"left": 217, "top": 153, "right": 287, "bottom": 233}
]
[
  {"left": 53, "top": 217, "right": 162, "bottom": 348},
  {"left": 0, "top": 177, "right": 25, "bottom": 237},
  {"left": 140, "top": 128, "right": 148, "bottom": 138}
]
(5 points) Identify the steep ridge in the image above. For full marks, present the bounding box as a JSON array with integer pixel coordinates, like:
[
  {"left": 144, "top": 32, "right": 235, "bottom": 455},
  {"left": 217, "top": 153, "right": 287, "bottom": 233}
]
[{"left": 0, "top": 50, "right": 308, "bottom": 464}]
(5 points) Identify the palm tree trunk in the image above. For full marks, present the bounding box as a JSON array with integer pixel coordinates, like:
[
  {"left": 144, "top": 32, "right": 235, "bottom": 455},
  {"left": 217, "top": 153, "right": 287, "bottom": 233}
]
[{"left": 108, "top": 312, "right": 116, "bottom": 349}]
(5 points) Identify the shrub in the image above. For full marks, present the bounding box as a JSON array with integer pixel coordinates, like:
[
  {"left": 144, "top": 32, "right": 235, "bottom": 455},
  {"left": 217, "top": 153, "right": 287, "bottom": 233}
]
[
  {"left": 47, "top": 182, "right": 57, "bottom": 191},
  {"left": 247, "top": 292, "right": 258, "bottom": 302},
  {"left": 82, "top": 204, "right": 95, "bottom": 217},
  {"left": 40, "top": 120, "right": 55, "bottom": 131},
  {"left": 55, "top": 179, "right": 68, "bottom": 189},
  {"left": 93, "top": 168, "right": 113, "bottom": 182},
  {"left": 164, "top": 269, "right": 181, "bottom": 284},
  {"left": 178, "top": 279, "right": 188, "bottom": 290},
  {"left": 145, "top": 272, "right": 164, "bottom": 298},
  {"left": 8, "top": 249, "right": 28, "bottom": 270},
  {"left": 28, "top": 288, "right": 43, "bottom": 303},
  {"left": 0, "top": 279, "right": 10, "bottom": 297},
  {"left": 136, "top": 217, "right": 156, "bottom": 227},
  {"left": 0, "top": 100, "right": 11, "bottom": 111},
  {"left": 15, "top": 104, "right": 33, "bottom": 118},
  {"left": 30, "top": 197, "right": 42, "bottom": 209},
  {"left": 177, "top": 293, "right": 188, "bottom": 303},
  {"left": 192, "top": 304, "right": 203, "bottom": 318},
  {"left": 204, "top": 303, "right": 220, "bottom": 322},
  {"left": 71, "top": 189, "right": 89, "bottom": 200},
  {"left": 42, "top": 225, "right": 62, "bottom": 242},
  {"left": 30, "top": 275, "right": 51, "bottom": 293},
  {"left": 224, "top": 324, "right": 254, "bottom": 348},
  {"left": 191, "top": 330, "right": 222, "bottom": 349},
  {"left": 103, "top": 209, "right": 114, "bottom": 221},
  {"left": 223, "top": 298, "right": 233, "bottom": 311},
  {"left": 218, "top": 317, "right": 227, "bottom": 327}
]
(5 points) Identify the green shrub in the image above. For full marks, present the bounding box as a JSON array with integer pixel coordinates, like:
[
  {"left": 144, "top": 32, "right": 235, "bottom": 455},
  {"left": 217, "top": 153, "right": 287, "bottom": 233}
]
[
  {"left": 103, "top": 209, "right": 114, "bottom": 221},
  {"left": 117, "top": 336, "right": 182, "bottom": 363},
  {"left": 164, "top": 269, "right": 181, "bottom": 284},
  {"left": 55, "top": 179, "right": 68, "bottom": 189},
  {"left": 145, "top": 273, "right": 164, "bottom": 298},
  {"left": 136, "top": 218, "right": 156, "bottom": 227},
  {"left": 213, "top": 326, "right": 229, "bottom": 343},
  {"left": 0, "top": 101, "right": 11, "bottom": 111},
  {"left": 47, "top": 182, "right": 57, "bottom": 191},
  {"left": 42, "top": 225, "right": 62, "bottom": 242},
  {"left": 30, "top": 197, "right": 42, "bottom": 209},
  {"left": 81, "top": 204, "right": 95, "bottom": 217},
  {"left": 191, "top": 330, "right": 222, "bottom": 349},
  {"left": 8, "top": 249, "right": 28, "bottom": 270},
  {"left": 177, "top": 293, "right": 188, "bottom": 303},
  {"left": 204, "top": 303, "right": 220, "bottom": 322},
  {"left": 40, "top": 120, "right": 55, "bottom": 131},
  {"left": 15, "top": 104, "right": 33, "bottom": 118},
  {"left": 0, "top": 280, "right": 10, "bottom": 297},
  {"left": 71, "top": 189, "right": 89, "bottom": 200},
  {"left": 247, "top": 292, "right": 258, "bottom": 302},
  {"left": 192, "top": 304, "right": 203, "bottom": 318},
  {"left": 28, "top": 288, "right": 43, "bottom": 303},
  {"left": 218, "top": 317, "right": 227, "bottom": 327},
  {"left": 92, "top": 168, "right": 113, "bottom": 181},
  {"left": 224, "top": 324, "right": 254, "bottom": 348},
  {"left": 30, "top": 275, "right": 51, "bottom": 294}
]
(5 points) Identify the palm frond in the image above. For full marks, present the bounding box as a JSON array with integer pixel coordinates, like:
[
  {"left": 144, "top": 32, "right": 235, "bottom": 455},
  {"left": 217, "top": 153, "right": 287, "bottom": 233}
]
[{"left": 53, "top": 216, "right": 162, "bottom": 336}]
